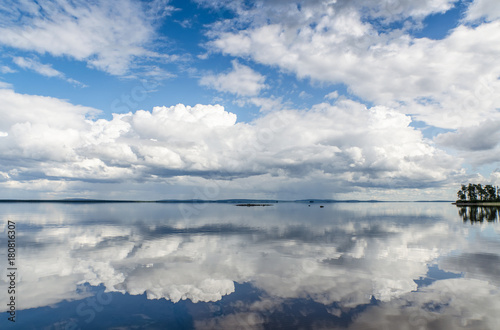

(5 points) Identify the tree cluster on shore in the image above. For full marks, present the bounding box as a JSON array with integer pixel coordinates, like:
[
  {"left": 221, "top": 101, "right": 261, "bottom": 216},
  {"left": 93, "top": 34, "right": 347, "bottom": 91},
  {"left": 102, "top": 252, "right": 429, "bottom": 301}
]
[{"left": 456, "top": 183, "right": 500, "bottom": 202}]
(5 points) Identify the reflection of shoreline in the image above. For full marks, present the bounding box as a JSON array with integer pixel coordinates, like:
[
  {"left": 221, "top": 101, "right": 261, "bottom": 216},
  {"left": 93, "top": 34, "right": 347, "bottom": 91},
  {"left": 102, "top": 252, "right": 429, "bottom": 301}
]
[
  {"left": 457, "top": 206, "right": 499, "bottom": 223},
  {"left": 453, "top": 202, "right": 500, "bottom": 206}
]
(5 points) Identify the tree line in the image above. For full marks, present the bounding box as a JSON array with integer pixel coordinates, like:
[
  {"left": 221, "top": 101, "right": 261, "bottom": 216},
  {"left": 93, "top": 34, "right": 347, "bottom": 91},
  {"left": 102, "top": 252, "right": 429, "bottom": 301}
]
[{"left": 457, "top": 183, "right": 500, "bottom": 202}]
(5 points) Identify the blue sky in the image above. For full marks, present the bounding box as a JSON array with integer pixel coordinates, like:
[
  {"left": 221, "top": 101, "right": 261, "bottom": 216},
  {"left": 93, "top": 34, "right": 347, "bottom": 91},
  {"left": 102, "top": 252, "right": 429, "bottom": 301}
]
[{"left": 0, "top": 0, "right": 499, "bottom": 200}]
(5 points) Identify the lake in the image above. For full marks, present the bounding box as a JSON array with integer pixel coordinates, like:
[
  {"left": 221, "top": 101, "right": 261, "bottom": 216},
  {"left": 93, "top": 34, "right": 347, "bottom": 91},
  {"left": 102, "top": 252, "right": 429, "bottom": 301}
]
[{"left": 1, "top": 202, "right": 499, "bottom": 329}]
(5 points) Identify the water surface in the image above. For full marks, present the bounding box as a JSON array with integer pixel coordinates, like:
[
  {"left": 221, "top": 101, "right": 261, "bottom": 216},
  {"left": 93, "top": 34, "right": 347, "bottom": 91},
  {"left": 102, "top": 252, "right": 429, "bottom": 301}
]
[{"left": 0, "top": 202, "right": 499, "bottom": 329}]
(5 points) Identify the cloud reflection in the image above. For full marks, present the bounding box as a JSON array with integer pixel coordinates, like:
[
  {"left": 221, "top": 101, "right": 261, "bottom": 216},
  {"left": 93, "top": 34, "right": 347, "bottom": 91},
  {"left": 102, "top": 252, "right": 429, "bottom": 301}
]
[{"left": 0, "top": 202, "right": 498, "bottom": 328}]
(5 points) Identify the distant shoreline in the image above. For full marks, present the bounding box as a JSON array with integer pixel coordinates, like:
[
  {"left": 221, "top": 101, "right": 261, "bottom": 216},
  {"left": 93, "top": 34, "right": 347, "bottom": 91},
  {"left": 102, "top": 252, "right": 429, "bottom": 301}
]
[
  {"left": 0, "top": 199, "right": 453, "bottom": 204},
  {"left": 453, "top": 201, "right": 500, "bottom": 206}
]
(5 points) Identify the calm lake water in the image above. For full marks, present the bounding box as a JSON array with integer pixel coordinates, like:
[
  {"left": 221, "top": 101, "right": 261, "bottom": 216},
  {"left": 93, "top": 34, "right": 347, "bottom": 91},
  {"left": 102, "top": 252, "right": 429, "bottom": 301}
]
[{"left": 1, "top": 202, "right": 499, "bottom": 329}]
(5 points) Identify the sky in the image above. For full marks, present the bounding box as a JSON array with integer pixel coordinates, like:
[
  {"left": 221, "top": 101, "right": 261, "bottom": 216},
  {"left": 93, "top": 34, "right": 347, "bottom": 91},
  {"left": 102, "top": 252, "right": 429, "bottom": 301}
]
[{"left": 0, "top": 0, "right": 499, "bottom": 200}]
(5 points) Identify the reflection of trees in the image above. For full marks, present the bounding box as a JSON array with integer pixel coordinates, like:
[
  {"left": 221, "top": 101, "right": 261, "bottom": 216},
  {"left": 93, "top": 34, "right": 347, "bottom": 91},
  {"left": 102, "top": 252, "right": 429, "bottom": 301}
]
[{"left": 458, "top": 206, "right": 500, "bottom": 223}]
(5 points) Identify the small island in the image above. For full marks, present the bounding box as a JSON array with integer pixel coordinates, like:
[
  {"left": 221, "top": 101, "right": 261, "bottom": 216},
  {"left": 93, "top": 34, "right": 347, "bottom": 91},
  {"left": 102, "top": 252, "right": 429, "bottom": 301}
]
[
  {"left": 454, "top": 183, "right": 500, "bottom": 206},
  {"left": 454, "top": 183, "right": 500, "bottom": 222},
  {"left": 236, "top": 203, "right": 273, "bottom": 207}
]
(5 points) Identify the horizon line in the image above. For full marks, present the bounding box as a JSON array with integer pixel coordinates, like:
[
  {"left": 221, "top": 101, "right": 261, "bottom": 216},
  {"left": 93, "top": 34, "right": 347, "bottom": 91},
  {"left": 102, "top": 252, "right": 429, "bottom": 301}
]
[{"left": 0, "top": 198, "right": 454, "bottom": 203}]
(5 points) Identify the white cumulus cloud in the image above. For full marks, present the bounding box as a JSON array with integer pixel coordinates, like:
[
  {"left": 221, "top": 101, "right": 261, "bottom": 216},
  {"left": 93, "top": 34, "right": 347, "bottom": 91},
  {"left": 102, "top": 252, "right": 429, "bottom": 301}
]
[
  {"left": 205, "top": 0, "right": 500, "bottom": 130},
  {"left": 200, "top": 60, "right": 267, "bottom": 96},
  {"left": 0, "top": 0, "right": 172, "bottom": 75},
  {"left": 0, "top": 89, "right": 462, "bottom": 199},
  {"left": 465, "top": 0, "right": 500, "bottom": 22}
]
